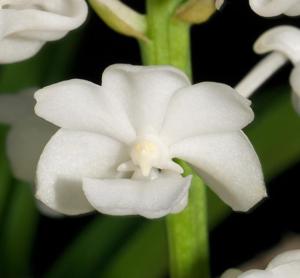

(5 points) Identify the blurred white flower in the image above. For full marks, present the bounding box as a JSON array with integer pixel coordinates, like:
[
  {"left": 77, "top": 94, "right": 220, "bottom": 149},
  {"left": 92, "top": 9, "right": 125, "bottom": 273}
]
[
  {"left": 0, "top": 90, "right": 60, "bottom": 217},
  {"left": 0, "top": 0, "right": 88, "bottom": 63},
  {"left": 34, "top": 64, "right": 266, "bottom": 219},
  {"left": 249, "top": 0, "right": 300, "bottom": 17},
  {"left": 255, "top": 25, "right": 300, "bottom": 114},
  {"left": 221, "top": 249, "right": 300, "bottom": 278},
  {"left": 236, "top": 25, "right": 300, "bottom": 115}
]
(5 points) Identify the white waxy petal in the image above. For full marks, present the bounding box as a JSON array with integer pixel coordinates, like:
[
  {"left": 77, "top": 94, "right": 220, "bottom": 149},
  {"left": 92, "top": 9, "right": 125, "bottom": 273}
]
[
  {"left": 238, "top": 270, "right": 272, "bottom": 278},
  {"left": 267, "top": 250, "right": 300, "bottom": 269},
  {"left": 34, "top": 79, "right": 136, "bottom": 143},
  {"left": 160, "top": 82, "right": 253, "bottom": 144},
  {"left": 290, "top": 64, "right": 300, "bottom": 114},
  {"left": 231, "top": 250, "right": 300, "bottom": 278},
  {"left": 239, "top": 264, "right": 300, "bottom": 278},
  {"left": 83, "top": 172, "right": 192, "bottom": 219},
  {"left": 268, "top": 262, "right": 300, "bottom": 278},
  {"left": 221, "top": 269, "right": 243, "bottom": 278},
  {"left": 0, "top": 90, "right": 35, "bottom": 124},
  {"left": 170, "top": 131, "right": 266, "bottom": 211},
  {"left": 285, "top": 3, "right": 300, "bottom": 16},
  {"left": 0, "top": 0, "right": 88, "bottom": 63},
  {"left": 102, "top": 64, "right": 191, "bottom": 135},
  {"left": 0, "top": 38, "right": 44, "bottom": 64},
  {"left": 36, "top": 129, "right": 129, "bottom": 215},
  {"left": 7, "top": 116, "right": 57, "bottom": 184},
  {"left": 249, "top": 0, "right": 300, "bottom": 17},
  {"left": 254, "top": 26, "right": 300, "bottom": 65}
]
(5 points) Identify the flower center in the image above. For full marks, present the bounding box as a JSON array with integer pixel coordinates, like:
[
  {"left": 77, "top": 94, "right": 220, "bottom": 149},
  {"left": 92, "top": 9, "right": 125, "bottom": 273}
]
[
  {"left": 130, "top": 140, "right": 161, "bottom": 177},
  {"left": 117, "top": 136, "right": 183, "bottom": 178}
]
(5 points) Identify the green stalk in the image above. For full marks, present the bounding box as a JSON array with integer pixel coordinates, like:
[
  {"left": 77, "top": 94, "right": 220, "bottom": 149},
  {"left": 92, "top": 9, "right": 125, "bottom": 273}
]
[
  {"left": 167, "top": 161, "right": 209, "bottom": 278},
  {"left": 141, "top": 0, "right": 191, "bottom": 77},
  {"left": 140, "top": 1, "right": 210, "bottom": 278}
]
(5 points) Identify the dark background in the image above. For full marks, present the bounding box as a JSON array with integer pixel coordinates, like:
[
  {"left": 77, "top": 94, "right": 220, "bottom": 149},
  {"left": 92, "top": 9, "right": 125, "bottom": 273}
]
[{"left": 32, "top": 0, "right": 300, "bottom": 276}]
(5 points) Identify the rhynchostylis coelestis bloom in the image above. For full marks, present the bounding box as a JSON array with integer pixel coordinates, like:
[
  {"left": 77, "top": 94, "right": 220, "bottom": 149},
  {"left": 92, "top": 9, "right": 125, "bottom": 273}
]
[
  {"left": 221, "top": 249, "right": 300, "bottom": 278},
  {"left": 0, "top": 0, "right": 88, "bottom": 63},
  {"left": 33, "top": 64, "right": 266, "bottom": 219}
]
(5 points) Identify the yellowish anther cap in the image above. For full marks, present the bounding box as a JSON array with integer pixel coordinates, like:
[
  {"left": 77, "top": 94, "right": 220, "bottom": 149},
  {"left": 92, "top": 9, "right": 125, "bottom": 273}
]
[{"left": 131, "top": 140, "right": 160, "bottom": 177}]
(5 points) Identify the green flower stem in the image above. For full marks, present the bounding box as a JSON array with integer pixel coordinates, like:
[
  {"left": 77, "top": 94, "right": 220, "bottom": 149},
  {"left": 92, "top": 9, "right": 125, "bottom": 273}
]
[
  {"left": 167, "top": 161, "right": 210, "bottom": 278},
  {"left": 141, "top": 0, "right": 191, "bottom": 77},
  {"left": 140, "top": 1, "right": 210, "bottom": 278}
]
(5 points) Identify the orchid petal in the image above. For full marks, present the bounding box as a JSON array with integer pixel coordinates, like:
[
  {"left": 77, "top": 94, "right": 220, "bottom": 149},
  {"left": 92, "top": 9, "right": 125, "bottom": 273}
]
[
  {"left": 36, "top": 129, "right": 129, "bottom": 215},
  {"left": 83, "top": 172, "right": 192, "bottom": 219},
  {"left": 221, "top": 269, "right": 243, "bottom": 278},
  {"left": 285, "top": 3, "right": 300, "bottom": 16},
  {"left": 161, "top": 82, "right": 253, "bottom": 144},
  {"left": 34, "top": 79, "right": 136, "bottom": 143},
  {"left": 249, "top": 0, "right": 300, "bottom": 17},
  {"left": 37, "top": 201, "right": 63, "bottom": 218},
  {"left": 222, "top": 250, "right": 300, "bottom": 278},
  {"left": 170, "top": 131, "right": 266, "bottom": 211},
  {"left": 239, "top": 270, "right": 272, "bottom": 278},
  {"left": 0, "top": 38, "right": 44, "bottom": 64},
  {"left": 0, "top": 0, "right": 88, "bottom": 63},
  {"left": 102, "top": 64, "right": 191, "bottom": 135},
  {"left": 268, "top": 262, "right": 300, "bottom": 278},
  {"left": 254, "top": 26, "right": 300, "bottom": 64},
  {"left": 267, "top": 250, "right": 300, "bottom": 269}
]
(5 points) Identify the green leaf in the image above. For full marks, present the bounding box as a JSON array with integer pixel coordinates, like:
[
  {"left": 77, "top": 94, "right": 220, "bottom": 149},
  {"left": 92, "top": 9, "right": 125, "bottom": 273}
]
[
  {"left": 101, "top": 220, "right": 168, "bottom": 278},
  {"left": 0, "top": 126, "right": 11, "bottom": 224},
  {"left": 46, "top": 217, "right": 141, "bottom": 278},
  {"left": 0, "top": 182, "right": 38, "bottom": 277}
]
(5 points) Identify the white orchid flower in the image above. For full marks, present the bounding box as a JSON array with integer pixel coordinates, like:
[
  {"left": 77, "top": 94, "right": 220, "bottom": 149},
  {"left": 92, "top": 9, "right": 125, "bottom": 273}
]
[
  {"left": 235, "top": 25, "right": 300, "bottom": 115},
  {"left": 0, "top": 0, "right": 88, "bottom": 63},
  {"left": 0, "top": 90, "right": 60, "bottom": 217},
  {"left": 249, "top": 0, "right": 300, "bottom": 17},
  {"left": 221, "top": 249, "right": 300, "bottom": 278},
  {"left": 33, "top": 64, "right": 266, "bottom": 219}
]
